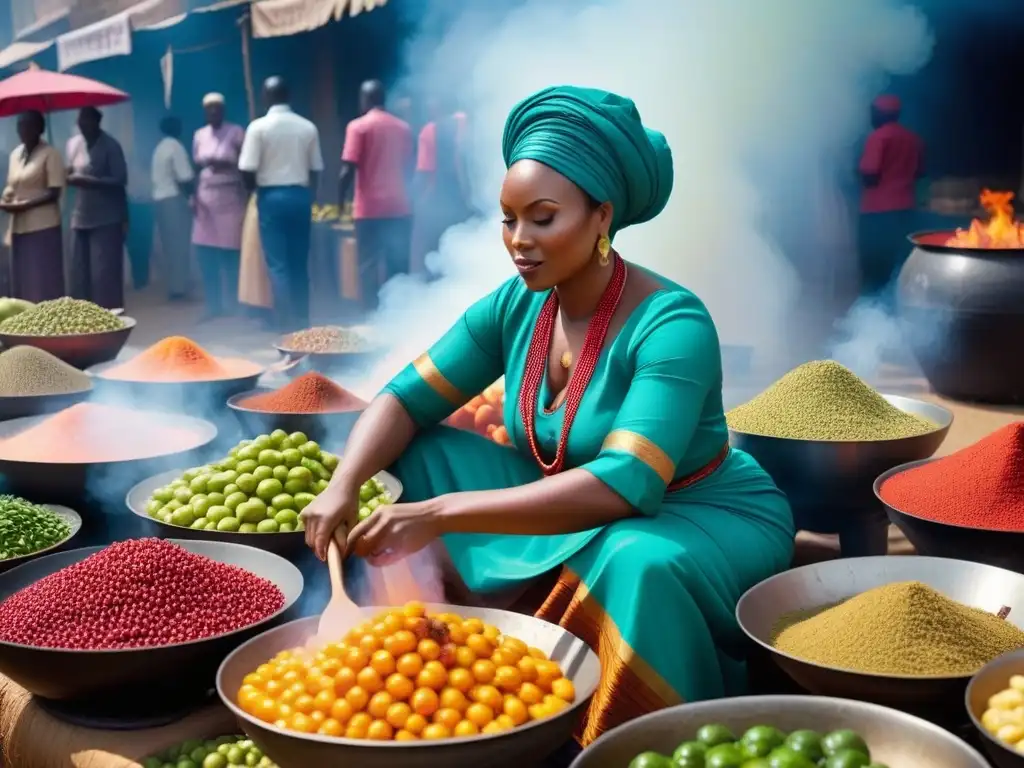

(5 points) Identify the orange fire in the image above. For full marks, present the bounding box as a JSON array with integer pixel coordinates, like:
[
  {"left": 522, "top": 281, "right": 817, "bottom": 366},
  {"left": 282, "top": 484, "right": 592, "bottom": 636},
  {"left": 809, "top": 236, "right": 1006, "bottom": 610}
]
[{"left": 946, "top": 189, "right": 1024, "bottom": 249}]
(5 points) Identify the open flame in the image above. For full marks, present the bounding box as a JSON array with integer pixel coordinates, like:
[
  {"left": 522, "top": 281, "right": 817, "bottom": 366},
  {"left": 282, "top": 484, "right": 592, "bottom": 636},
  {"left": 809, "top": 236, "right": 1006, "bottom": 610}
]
[{"left": 946, "top": 189, "right": 1024, "bottom": 249}]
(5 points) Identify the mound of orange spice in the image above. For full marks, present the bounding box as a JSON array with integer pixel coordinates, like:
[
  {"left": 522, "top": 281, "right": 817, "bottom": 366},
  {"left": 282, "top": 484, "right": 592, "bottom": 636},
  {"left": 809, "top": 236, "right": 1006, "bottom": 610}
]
[
  {"left": 448, "top": 380, "right": 509, "bottom": 445},
  {"left": 103, "top": 337, "right": 229, "bottom": 382},
  {"left": 236, "top": 601, "right": 575, "bottom": 741}
]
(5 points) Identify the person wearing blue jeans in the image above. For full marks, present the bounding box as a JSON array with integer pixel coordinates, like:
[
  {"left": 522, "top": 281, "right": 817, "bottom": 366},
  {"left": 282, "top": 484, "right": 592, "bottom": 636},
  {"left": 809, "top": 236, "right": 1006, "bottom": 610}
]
[{"left": 238, "top": 76, "right": 324, "bottom": 331}]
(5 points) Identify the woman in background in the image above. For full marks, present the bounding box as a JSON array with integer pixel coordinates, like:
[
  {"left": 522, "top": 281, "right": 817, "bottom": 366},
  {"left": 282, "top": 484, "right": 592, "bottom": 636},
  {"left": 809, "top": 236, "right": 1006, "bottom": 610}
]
[
  {"left": 0, "top": 111, "right": 66, "bottom": 301},
  {"left": 151, "top": 115, "right": 195, "bottom": 301},
  {"left": 192, "top": 93, "right": 246, "bottom": 320},
  {"left": 302, "top": 86, "right": 794, "bottom": 743}
]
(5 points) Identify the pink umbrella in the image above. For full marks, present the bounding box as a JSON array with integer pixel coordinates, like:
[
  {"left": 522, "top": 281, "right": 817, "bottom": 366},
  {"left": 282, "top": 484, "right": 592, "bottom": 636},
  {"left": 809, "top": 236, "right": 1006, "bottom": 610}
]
[{"left": 0, "top": 68, "right": 129, "bottom": 117}]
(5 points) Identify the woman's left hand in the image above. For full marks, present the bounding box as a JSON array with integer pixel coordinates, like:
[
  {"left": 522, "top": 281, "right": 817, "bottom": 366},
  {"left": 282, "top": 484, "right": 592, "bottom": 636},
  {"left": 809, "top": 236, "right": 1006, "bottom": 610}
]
[{"left": 346, "top": 500, "right": 443, "bottom": 567}]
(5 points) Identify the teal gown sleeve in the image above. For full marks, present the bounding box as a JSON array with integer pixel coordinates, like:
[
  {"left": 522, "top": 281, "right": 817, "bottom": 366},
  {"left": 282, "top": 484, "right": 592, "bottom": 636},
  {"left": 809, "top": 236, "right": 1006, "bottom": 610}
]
[
  {"left": 382, "top": 278, "right": 516, "bottom": 427},
  {"left": 581, "top": 292, "right": 722, "bottom": 515}
]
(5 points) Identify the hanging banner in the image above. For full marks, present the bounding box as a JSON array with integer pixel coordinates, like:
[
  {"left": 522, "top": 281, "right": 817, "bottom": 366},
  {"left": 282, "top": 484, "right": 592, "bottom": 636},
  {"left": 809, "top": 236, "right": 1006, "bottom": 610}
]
[
  {"left": 250, "top": 0, "right": 345, "bottom": 39},
  {"left": 160, "top": 46, "right": 173, "bottom": 110},
  {"left": 56, "top": 11, "right": 132, "bottom": 71}
]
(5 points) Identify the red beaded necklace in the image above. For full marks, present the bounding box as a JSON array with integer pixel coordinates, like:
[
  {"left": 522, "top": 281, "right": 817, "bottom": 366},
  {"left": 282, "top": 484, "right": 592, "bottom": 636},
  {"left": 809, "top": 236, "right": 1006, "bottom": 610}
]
[{"left": 520, "top": 255, "right": 628, "bottom": 475}]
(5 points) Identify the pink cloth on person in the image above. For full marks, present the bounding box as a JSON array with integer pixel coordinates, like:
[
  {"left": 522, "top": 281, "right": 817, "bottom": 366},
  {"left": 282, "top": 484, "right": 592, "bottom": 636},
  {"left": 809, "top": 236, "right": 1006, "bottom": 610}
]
[
  {"left": 872, "top": 95, "right": 902, "bottom": 114},
  {"left": 416, "top": 112, "right": 468, "bottom": 173},
  {"left": 859, "top": 121, "right": 923, "bottom": 214},
  {"left": 341, "top": 108, "right": 412, "bottom": 219},
  {"left": 192, "top": 123, "right": 247, "bottom": 249}
]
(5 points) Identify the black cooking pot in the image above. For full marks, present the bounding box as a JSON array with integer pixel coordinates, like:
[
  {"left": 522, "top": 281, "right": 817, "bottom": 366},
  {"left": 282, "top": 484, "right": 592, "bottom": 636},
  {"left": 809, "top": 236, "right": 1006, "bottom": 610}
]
[{"left": 897, "top": 231, "right": 1024, "bottom": 404}]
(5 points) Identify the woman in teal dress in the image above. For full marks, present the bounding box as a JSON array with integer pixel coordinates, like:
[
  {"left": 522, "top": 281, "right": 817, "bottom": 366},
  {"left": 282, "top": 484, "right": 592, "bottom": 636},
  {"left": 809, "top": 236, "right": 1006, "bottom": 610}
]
[{"left": 302, "top": 85, "right": 794, "bottom": 743}]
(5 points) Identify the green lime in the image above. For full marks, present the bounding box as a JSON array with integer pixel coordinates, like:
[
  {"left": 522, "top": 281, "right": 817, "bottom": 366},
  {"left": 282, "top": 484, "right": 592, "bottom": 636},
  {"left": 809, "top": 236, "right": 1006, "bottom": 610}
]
[
  {"left": 223, "top": 484, "right": 239, "bottom": 497},
  {"left": 293, "top": 492, "right": 315, "bottom": 511},
  {"left": 706, "top": 743, "right": 744, "bottom": 768},
  {"left": 628, "top": 753, "right": 671, "bottom": 768},
  {"left": 359, "top": 484, "right": 376, "bottom": 502},
  {"left": 252, "top": 434, "right": 273, "bottom": 450},
  {"left": 202, "top": 754, "right": 228, "bottom": 768},
  {"left": 220, "top": 456, "right": 239, "bottom": 471},
  {"left": 238, "top": 522, "right": 258, "bottom": 533},
  {"left": 257, "top": 478, "right": 284, "bottom": 502},
  {"left": 236, "top": 500, "right": 268, "bottom": 524},
  {"left": 236, "top": 474, "right": 258, "bottom": 494},
  {"left": 358, "top": 506, "right": 372, "bottom": 521},
  {"left": 822, "top": 731, "right": 869, "bottom": 759},
  {"left": 697, "top": 724, "right": 736, "bottom": 748},
  {"left": 207, "top": 505, "right": 232, "bottom": 523},
  {"left": 190, "top": 518, "right": 207, "bottom": 529},
  {"left": 217, "top": 516, "right": 241, "bottom": 532},
  {"left": 252, "top": 466, "right": 274, "bottom": 482},
  {"left": 314, "top": 479, "right": 329, "bottom": 494},
  {"left": 673, "top": 740, "right": 707, "bottom": 763},
  {"left": 188, "top": 475, "right": 209, "bottom": 494},
  {"left": 284, "top": 479, "right": 308, "bottom": 495},
  {"left": 224, "top": 491, "right": 248, "bottom": 511},
  {"left": 226, "top": 746, "right": 245, "bottom": 765},
  {"left": 152, "top": 486, "right": 174, "bottom": 503},
  {"left": 288, "top": 431, "right": 308, "bottom": 446},
  {"left": 274, "top": 509, "right": 299, "bottom": 526},
  {"left": 181, "top": 468, "right": 200, "bottom": 482},
  {"left": 176, "top": 760, "right": 198, "bottom": 768},
  {"left": 270, "top": 429, "right": 289, "bottom": 447},
  {"left": 146, "top": 499, "right": 163, "bottom": 516},
  {"left": 271, "top": 493, "right": 295, "bottom": 511},
  {"left": 189, "top": 748, "right": 208, "bottom": 763},
  {"left": 206, "top": 491, "right": 226, "bottom": 506},
  {"left": 170, "top": 506, "right": 195, "bottom": 527},
  {"left": 190, "top": 496, "right": 210, "bottom": 515},
  {"left": 741, "top": 726, "right": 786, "bottom": 758},
  {"left": 258, "top": 449, "right": 284, "bottom": 467},
  {"left": 216, "top": 744, "right": 232, "bottom": 756},
  {"left": 236, "top": 459, "right": 258, "bottom": 475},
  {"left": 287, "top": 466, "right": 313, "bottom": 484},
  {"left": 766, "top": 746, "right": 816, "bottom": 768},
  {"left": 237, "top": 445, "right": 260, "bottom": 462},
  {"left": 784, "top": 731, "right": 823, "bottom": 762},
  {"left": 278, "top": 522, "right": 296, "bottom": 533},
  {"left": 157, "top": 510, "right": 173, "bottom": 523},
  {"left": 257, "top": 518, "right": 280, "bottom": 533},
  {"left": 144, "top": 758, "right": 163, "bottom": 768},
  {"left": 244, "top": 753, "right": 260, "bottom": 767},
  {"left": 272, "top": 465, "right": 290, "bottom": 482},
  {"left": 282, "top": 448, "right": 303, "bottom": 467},
  {"left": 173, "top": 486, "right": 194, "bottom": 504},
  {"left": 299, "top": 440, "right": 321, "bottom": 459},
  {"left": 825, "top": 751, "right": 870, "bottom": 768},
  {"left": 321, "top": 452, "right": 338, "bottom": 471}
]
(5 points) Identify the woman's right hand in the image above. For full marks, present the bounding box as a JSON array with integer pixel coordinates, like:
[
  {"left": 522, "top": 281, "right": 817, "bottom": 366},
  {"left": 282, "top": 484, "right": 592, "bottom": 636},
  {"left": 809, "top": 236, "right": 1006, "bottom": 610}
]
[{"left": 301, "top": 485, "right": 358, "bottom": 561}]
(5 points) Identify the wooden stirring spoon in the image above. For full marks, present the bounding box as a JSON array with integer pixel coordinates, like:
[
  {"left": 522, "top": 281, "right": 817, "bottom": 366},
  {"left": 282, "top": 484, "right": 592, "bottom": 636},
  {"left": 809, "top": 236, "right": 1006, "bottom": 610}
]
[{"left": 307, "top": 532, "right": 360, "bottom": 649}]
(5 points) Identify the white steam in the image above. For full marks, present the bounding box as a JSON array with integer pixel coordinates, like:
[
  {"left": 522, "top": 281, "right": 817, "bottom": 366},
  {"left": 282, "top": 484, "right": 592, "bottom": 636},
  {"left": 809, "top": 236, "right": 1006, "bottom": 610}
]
[{"left": 349, "top": 0, "right": 934, "bottom": 397}]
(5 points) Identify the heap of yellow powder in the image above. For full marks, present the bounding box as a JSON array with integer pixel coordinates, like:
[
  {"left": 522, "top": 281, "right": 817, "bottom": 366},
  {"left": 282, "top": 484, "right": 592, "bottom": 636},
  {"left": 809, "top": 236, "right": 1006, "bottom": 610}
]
[{"left": 772, "top": 581, "right": 1024, "bottom": 676}]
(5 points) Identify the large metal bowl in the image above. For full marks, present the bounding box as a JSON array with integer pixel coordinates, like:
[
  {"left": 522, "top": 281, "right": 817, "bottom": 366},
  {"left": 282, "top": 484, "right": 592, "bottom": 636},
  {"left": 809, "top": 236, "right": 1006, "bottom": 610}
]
[
  {"left": 0, "top": 504, "right": 81, "bottom": 574},
  {"left": 126, "top": 468, "right": 403, "bottom": 556},
  {"left": 226, "top": 388, "right": 365, "bottom": 445},
  {"left": 729, "top": 393, "right": 952, "bottom": 557},
  {"left": 877, "top": 457, "right": 1024, "bottom": 574},
  {"left": 736, "top": 556, "right": 1024, "bottom": 720},
  {"left": 0, "top": 409, "right": 217, "bottom": 504},
  {"left": 88, "top": 358, "right": 265, "bottom": 418},
  {"left": 217, "top": 606, "right": 600, "bottom": 768},
  {"left": 273, "top": 335, "right": 381, "bottom": 381},
  {"left": 967, "top": 649, "right": 1024, "bottom": 768},
  {"left": 571, "top": 695, "right": 988, "bottom": 767},
  {"left": 0, "top": 539, "right": 302, "bottom": 728},
  {"left": 0, "top": 316, "right": 135, "bottom": 369}
]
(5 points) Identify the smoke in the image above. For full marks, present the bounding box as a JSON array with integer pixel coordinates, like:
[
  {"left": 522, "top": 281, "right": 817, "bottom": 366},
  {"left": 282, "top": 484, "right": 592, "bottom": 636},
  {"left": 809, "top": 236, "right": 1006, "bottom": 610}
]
[{"left": 347, "top": 0, "right": 934, "bottom": 396}]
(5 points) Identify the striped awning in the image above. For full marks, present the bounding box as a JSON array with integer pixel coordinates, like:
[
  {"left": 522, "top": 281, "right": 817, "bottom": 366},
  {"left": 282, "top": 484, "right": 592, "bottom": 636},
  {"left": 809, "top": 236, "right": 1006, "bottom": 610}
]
[{"left": 250, "top": 0, "right": 387, "bottom": 39}]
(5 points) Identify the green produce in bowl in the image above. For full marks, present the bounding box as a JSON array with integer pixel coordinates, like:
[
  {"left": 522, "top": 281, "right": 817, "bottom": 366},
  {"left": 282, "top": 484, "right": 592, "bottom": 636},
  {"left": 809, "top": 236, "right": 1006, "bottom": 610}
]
[
  {"left": 0, "top": 494, "right": 72, "bottom": 560},
  {"left": 144, "top": 735, "right": 276, "bottom": 768},
  {"left": 0, "top": 297, "right": 34, "bottom": 323}
]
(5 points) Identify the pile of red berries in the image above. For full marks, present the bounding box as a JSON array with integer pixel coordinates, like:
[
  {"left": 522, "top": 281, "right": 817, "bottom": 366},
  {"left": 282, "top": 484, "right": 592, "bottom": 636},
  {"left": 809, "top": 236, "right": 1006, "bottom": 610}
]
[{"left": 0, "top": 538, "right": 285, "bottom": 649}]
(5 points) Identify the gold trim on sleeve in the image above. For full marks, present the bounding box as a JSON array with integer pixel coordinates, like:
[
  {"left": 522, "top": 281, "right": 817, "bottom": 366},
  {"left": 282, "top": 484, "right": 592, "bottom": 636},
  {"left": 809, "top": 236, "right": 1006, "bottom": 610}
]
[
  {"left": 413, "top": 353, "right": 467, "bottom": 406},
  {"left": 601, "top": 430, "right": 675, "bottom": 484}
]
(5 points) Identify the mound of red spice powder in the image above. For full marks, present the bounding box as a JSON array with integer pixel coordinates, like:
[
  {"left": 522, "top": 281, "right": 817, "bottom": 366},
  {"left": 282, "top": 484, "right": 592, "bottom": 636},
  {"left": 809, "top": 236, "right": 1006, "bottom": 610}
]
[
  {"left": 0, "top": 539, "right": 285, "bottom": 649},
  {"left": 879, "top": 422, "right": 1024, "bottom": 531},
  {"left": 103, "top": 336, "right": 230, "bottom": 382},
  {"left": 238, "top": 372, "right": 367, "bottom": 414}
]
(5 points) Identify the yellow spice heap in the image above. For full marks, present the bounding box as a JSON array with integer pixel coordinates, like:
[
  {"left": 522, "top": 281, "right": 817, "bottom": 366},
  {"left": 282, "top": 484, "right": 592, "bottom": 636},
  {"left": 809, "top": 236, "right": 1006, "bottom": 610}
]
[{"left": 772, "top": 581, "right": 1024, "bottom": 676}]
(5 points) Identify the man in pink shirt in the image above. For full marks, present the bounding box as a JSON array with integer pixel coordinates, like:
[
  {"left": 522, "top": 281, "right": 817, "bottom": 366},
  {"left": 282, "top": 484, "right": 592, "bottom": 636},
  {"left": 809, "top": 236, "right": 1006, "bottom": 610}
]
[
  {"left": 857, "top": 95, "right": 925, "bottom": 296},
  {"left": 338, "top": 80, "right": 413, "bottom": 309}
]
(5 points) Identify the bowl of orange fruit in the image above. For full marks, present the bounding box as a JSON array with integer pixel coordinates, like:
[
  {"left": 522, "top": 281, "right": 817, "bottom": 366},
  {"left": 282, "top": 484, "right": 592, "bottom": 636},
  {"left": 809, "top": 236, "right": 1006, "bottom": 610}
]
[
  {"left": 447, "top": 380, "right": 510, "bottom": 446},
  {"left": 217, "top": 601, "right": 599, "bottom": 768}
]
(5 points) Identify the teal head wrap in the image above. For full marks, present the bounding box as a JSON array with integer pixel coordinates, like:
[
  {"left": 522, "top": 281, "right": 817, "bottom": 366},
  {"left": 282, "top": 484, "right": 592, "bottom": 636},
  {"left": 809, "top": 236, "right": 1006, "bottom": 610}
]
[{"left": 501, "top": 85, "right": 673, "bottom": 239}]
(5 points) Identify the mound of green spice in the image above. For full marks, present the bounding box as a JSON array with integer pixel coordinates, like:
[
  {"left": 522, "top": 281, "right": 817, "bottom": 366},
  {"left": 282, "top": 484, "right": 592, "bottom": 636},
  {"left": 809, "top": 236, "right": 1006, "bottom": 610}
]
[
  {"left": 0, "top": 494, "right": 71, "bottom": 560},
  {"left": 726, "top": 360, "right": 936, "bottom": 441},
  {"left": 0, "top": 297, "right": 124, "bottom": 336}
]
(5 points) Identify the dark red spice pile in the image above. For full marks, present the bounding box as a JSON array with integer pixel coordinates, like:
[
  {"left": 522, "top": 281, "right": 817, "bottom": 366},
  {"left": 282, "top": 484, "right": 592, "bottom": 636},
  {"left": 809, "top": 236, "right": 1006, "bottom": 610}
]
[
  {"left": 879, "top": 422, "right": 1024, "bottom": 531},
  {"left": 0, "top": 538, "right": 284, "bottom": 649},
  {"left": 237, "top": 372, "right": 367, "bottom": 414}
]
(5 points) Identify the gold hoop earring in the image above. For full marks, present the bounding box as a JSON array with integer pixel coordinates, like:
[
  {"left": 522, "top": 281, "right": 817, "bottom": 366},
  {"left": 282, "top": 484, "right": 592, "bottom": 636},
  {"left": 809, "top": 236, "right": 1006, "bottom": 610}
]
[{"left": 597, "top": 235, "right": 611, "bottom": 267}]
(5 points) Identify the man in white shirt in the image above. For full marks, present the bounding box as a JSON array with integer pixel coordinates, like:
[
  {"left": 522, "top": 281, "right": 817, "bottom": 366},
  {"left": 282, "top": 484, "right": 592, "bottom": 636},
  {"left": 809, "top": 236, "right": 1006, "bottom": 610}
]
[
  {"left": 151, "top": 115, "right": 195, "bottom": 301},
  {"left": 238, "top": 76, "right": 324, "bottom": 331}
]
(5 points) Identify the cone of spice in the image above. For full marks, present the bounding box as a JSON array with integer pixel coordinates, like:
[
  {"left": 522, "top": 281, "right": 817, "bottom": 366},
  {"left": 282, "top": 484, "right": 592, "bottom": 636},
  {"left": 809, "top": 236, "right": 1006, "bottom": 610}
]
[
  {"left": 0, "top": 403, "right": 206, "bottom": 463},
  {"left": 0, "top": 346, "right": 92, "bottom": 396},
  {"left": 238, "top": 372, "right": 367, "bottom": 414},
  {"left": 101, "top": 337, "right": 259, "bottom": 382},
  {"left": 772, "top": 580, "right": 1024, "bottom": 676},
  {"left": 879, "top": 422, "right": 1024, "bottom": 531},
  {"left": 727, "top": 360, "right": 936, "bottom": 441}
]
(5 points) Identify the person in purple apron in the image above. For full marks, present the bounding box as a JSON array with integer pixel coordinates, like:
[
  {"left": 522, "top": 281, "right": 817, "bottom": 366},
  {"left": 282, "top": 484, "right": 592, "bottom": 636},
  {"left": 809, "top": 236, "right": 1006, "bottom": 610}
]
[{"left": 192, "top": 93, "right": 246, "bottom": 320}]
